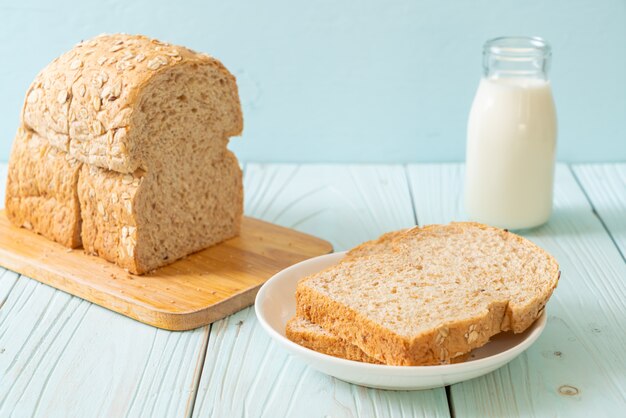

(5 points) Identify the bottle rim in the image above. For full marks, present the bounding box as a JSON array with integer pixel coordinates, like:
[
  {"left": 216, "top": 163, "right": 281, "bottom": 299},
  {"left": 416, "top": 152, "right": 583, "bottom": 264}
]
[{"left": 484, "top": 36, "right": 551, "bottom": 58}]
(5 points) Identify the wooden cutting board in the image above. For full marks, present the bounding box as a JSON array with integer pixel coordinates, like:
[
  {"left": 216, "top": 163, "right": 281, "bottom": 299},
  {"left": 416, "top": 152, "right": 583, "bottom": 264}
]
[{"left": 0, "top": 211, "right": 332, "bottom": 330}]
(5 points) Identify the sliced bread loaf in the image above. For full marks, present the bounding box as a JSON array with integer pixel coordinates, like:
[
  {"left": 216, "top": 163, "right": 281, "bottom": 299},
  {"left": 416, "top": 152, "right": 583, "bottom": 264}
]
[
  {"left": 296, "top": 222, "right": 559, "bottom": 366},
  {"left": 7, "top": 34, "right": 244, "bottom": 273}
]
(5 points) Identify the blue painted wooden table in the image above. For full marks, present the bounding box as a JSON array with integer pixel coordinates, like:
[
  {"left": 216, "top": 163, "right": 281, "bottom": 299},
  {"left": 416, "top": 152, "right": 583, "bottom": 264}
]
[{"left": 0, "top": 162, "right": 624, "bottom": 417}]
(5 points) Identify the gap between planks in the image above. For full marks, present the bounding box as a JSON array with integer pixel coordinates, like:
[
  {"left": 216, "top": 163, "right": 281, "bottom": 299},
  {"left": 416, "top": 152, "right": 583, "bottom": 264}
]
[{"left": 570, "top": 164, "right": 626, "bottom": 262}]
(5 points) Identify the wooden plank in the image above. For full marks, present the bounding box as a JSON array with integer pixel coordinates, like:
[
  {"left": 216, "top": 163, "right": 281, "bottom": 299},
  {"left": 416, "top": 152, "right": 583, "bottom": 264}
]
[
  {"left": 244, "top": 164, "right": 418, "bottom": 249},
  {"left": 0, "top": 162, "right": 205, "bottom": 417},
  {"left": 193, "top": 164, "right": 451, "bottom": 418},
  {"left": 0, "top": 212, "right": 331, "bottom": 331},
  {"left": 0, "top": 269, "right": 210, "bottom": 417},
  {"left": 407, "top": 163, "right": 626, "bottom": 416},
  {"left": 572, "top": 164, "right": 626, "bottom": 257}
]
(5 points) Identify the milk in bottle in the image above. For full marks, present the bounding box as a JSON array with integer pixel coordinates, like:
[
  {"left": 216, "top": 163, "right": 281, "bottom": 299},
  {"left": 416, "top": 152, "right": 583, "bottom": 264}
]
[{"left": 465, "top": 37, "right": 557, "bottom": 230}]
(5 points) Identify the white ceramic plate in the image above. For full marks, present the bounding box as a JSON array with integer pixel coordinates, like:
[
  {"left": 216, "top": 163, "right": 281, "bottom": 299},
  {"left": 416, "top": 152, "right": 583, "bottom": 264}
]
[{"left": 255, "top": 251, "right": 547, "bottom": 390}]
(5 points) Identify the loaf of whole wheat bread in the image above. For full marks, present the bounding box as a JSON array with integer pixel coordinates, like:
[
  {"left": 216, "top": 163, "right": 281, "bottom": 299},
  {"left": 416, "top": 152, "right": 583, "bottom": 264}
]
[
  {"left": 294, "top": 222, "right": 559, "bottom": 366},
  {"left": 6, "top": 34, "right": 243, "bottom": 273}
]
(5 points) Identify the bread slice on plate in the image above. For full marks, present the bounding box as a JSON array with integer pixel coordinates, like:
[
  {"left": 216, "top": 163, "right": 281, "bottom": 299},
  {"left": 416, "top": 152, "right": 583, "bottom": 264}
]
[
  {"left": 295, "top": 222, "right": 559, "bottom": 366},
  {"left": 287, "top": 316, "right": 470, "bottom": 365},
  {"left": 287, "top": 316, "right": 381, "bottom": 363}
]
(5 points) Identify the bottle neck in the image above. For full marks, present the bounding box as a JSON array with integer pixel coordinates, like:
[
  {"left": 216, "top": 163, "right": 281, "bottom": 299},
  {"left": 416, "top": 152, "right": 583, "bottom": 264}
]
[{"left": 483, "top": 37, "right": 551, "bottom": 81}]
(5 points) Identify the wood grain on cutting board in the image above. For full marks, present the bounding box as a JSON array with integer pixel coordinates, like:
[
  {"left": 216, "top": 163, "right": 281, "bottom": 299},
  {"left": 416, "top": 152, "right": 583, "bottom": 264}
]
[{"left": 0, "top": 212, "right": 332, "bottom": 330}]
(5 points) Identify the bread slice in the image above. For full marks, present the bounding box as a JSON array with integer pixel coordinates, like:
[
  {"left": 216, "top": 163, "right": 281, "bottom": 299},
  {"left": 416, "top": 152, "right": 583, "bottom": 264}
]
[
  {"left": 78, "top": 151, "right": 242, "bottom": 273},
  {"left": 8, "top": 34, "right": 244, "bottom": 273},
  {"left": 296, "top": 222, "right": 559, "bottom": 366},
  {"left": 287, "top": 316, "right": 471, "bottom": 365},
  {"left": 287, "top": 317, "right": 381, "bottom": 363},
  {"left": 5, "top": 127, "right": 82, "bottom": 248}
]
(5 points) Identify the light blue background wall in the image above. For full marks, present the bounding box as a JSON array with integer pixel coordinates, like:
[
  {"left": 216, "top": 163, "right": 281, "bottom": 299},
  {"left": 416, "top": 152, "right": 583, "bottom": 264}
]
[{"left": 1, "top": 0, "right": 624, "bottom": 163}]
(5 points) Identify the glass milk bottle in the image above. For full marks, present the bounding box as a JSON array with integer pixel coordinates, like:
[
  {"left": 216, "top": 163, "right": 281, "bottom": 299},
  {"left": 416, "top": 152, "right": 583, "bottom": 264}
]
[{"left": 465, "top": 37, "right": 557, "bottom": 230}]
